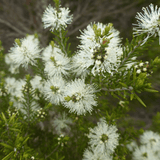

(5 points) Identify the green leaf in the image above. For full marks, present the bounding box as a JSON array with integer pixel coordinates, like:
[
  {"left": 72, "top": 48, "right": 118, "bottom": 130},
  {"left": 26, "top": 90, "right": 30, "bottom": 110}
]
[
  {"left": 127, "top": 70, "right": 130, "bottom": 83},
  {"left": 130, "top": 93, "right": 134, "bottom": 101},
  {"left": 22, "top": 137, "right": 29, "bottom": 146},
  {"left": 119, "top": 82, "right": 128, "bottom": 87},
  {"left": 134, "top": 94, "right": 146, "bottom": 107},
  {"left": 8, "top": 113, "right": 17, "bottom": 124},
  {"left": 0, "top": 143, "right": 13, "bottom": 150},
  {"left": 144, "top": 88, "right": 159, "bottom": 93},
  {"left": 2, "top": 151, "right": 14, "bottom": 160},
  {"left": 1, "top": 112, "right": 7, "bottom": 123},
  {"left": 9, "top": 128, "right": 20, "bottom": 132},
  {"left": 133, "top": 67, "right": 136, "bottom": 83}
]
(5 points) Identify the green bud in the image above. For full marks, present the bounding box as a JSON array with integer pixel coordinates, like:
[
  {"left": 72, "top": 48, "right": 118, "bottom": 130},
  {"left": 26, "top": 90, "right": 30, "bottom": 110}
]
[
  {"left": 53, "top": 0, "right": 60, "bottom": 9},
  {"left": 15, "top": 39, "right": 21, "bottom": 47},
  {"left": 64, "top": 96, "right": 71, "bottom": 102},
  {"left": 50, "top": 41, "right": 55, "bottom": 48},
  {"left": 26, "top": 74, "right": 30, "bottom": 81},
  {"left": 34, "top": 33, "right": 39, "bottom": 39},
  {"left": 92, "top": 24, "right": 97, "bottom": 32},
  {"left": 50, "top": 56, "right": 55, "bottom": 62}
]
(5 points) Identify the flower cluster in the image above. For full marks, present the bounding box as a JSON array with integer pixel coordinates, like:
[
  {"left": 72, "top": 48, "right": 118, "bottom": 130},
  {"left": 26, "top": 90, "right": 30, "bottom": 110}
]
[
  {"left": 51, "top": 112, "right": 73, "bottom": 135},
  {"left": 133, "top": 3, "right": 160, "bottom": 44},
  {"left": 127, "top": 131, "right": 160, "bottom": 159},
  {"left": 72, "top": 22, "right": 123, "bottom": 77},
  {"left": 6, "top": 35, "right": 41, "bottom": 71},
  {"left": 63, "top": 79, "right": 98, "bottom": 115},
  {"left": 134, "top": 61, "right": 153, "bottom": 76},
  {"left": 83, "top": 119, "right": 119, "bottom": 159},
  {"left": 4, "top": 77, "right": 41, "bottom": 121},
  {"left": 42, "top": 4, "right": 73, "bottom": 31},
  {"left": 42, "top": 44, "right": 71, "bottom": 79}
]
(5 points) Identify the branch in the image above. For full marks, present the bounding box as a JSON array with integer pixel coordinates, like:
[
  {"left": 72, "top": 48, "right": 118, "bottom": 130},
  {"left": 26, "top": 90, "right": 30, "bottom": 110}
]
[
  {"left": 101, "top": 86, "right": 133, "bottom": 92},
  {"left": 0, "top": 18, "right": 25, "bottom": 36},
  {"left": 45, "top": 145, "right": 59, "bottom": 159},
  {"left": 67, "top": 1, "right": 139, "bottom": 36}
]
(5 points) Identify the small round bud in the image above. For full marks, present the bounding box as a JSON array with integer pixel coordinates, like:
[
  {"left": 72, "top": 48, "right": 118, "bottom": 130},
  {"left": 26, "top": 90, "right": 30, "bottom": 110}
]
[
  {"left": 76, "top": 97, "right": 80, "bottom": 101},
  {"left": 91, "top": 53, "right": 94, "bottom": 58},
  {"left": 95, "top": 60, "right": 101, "bottom": 65},
  {"left": 134, "top": 65, "right": 138, "bottom": 68},
  {"left": 136, "top": 69, "right": 141, "bottom": 74},
  {"left": 104, "top": 54, "right": 108, "bottom": 60},
  {"left": 139, "top": 62, "right": 144, "bottom": 67},
  {"left": 97, "top": 55, "right": 102, "bottom": 59},
  {"left": 143, "top": 68, "right": 147, "bottom": 71}
]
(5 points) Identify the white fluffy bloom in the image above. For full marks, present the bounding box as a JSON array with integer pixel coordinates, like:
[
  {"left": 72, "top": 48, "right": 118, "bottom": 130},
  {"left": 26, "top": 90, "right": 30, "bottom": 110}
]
[
  {"left": 72, "top": 22, "right": 123, "bottom": 77},
  {"left": 51, "top": 112, "right": 73, "bottom": 135},
  {"left": 140, "top": 131, "right": 160, "bottom": 151},
  {"left": 42, "top": 4, "right": 73, "bottom": 31},
  {"left": 126, "top": 140, "right": 138, "bottom": 152},
  {"left": 7, "top": 78, "right": 40, "bottom": 120},
  {"left": 133, "top": 3, "right": 160, "bottom": 44},
  {"left": 8, "top": 35, "right": 41, "bottom": 69},
  {"left": 5, "top": 54, "right": 19, "bottom": 74},
  {"left": 30, "top": 75, "right": 46, "bottom": 99},
  {"left": 4, "top": 77, "right": 17, "bottom": 94},
  {"left": 43, "top": 76, "right": 66, "bottom": 105},
  {"left": 88, "top": 120, "right": 119, "bottom": 155},
  {"left": 133, "top": 144, "right": 159, "bottom": 160},
  {"left": 63, "top": 79, "right": 97, "bottom": 115},
  {"left": 42, "top": 44, "right": 71, "bottom": 78},
  {"left": 83, "top": 147, "right": 113, "bottom": 160},
  {"left": 30, "top": 75, "right": 45, "bottom": 91}
]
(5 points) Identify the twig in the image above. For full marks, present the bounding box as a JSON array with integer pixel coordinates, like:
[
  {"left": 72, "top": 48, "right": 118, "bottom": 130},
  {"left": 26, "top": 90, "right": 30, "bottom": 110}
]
[
  {"left": 0, "top": 18, "right": 25, "bottom": 36},
  {"left": 67, "top": 1, "right": 139, "bottom": 36},
  {"left": 45, "top": 145, "right": 59, "bottom": 159},
  {"left": 101, "top": 86, "right": 133, "bottom": 92}
]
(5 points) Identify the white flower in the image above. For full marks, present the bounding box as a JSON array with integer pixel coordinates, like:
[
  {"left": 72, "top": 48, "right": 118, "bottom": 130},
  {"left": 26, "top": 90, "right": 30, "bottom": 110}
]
[
  {"left": 42, "top": 44, "right": 71, "bottom": 78},
  {"left": 139, "top": 62, "right": 144, "bottom": 67},
  {"left": 136, "top": 69, "right": 141, "bottom": 74},
  {"left": 51, "top": 112, "right": 73, "bottom": 135},
  {"left": 4, "top": 77, "right": 17, "bottom": 94},
  {"left": 8, "top": 35, "right": 41, "bottom": 69},
  {"left": 30, "top": 75, "right": 45, "bottom": 93},
  {"left": 43, "top": 76, "right": 66, "bottom": 105},
  {"left": 63, "top": 79, "right": 97, "bottom": 115},
  {"left": 31, "top": 156, "right": 35, "bottom": 160},
  {"left": 133, "top": 3, "right": 160, "bottom": 45},
  {"left": 143, "top": 68, "right": 147, "bottom": 71},
  {"left": 125, "top": 56, "right": 137, "bottom": 70},
  {"left": 42, "top": 4, "right": 73, "bottom": 31},
  {"left": 88, "top": 120, "right": 119, "bottom": 155},
  {"left": 133, "top": 144, "right": 159, "bottom": 160},
  {"left": 7, "top": 78, "right": 41, "bottom": 120},
  {"left": 126, "top": 140, "right": 138, "bottom": 152},
  {"left": 72, "top": 22, "right": 123, "bottom": 77},
  {"left": 134, "top": 65, "right": 138, "bottom": 68},
  {"left": 5, "top": 54, "right": 19, "bottom": 74},
  {"left": 140, "top": 131, "right": 160, "bottom": 148},
  {"left": 83, "top": 147, "right": 113, "bottom": 160}
]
